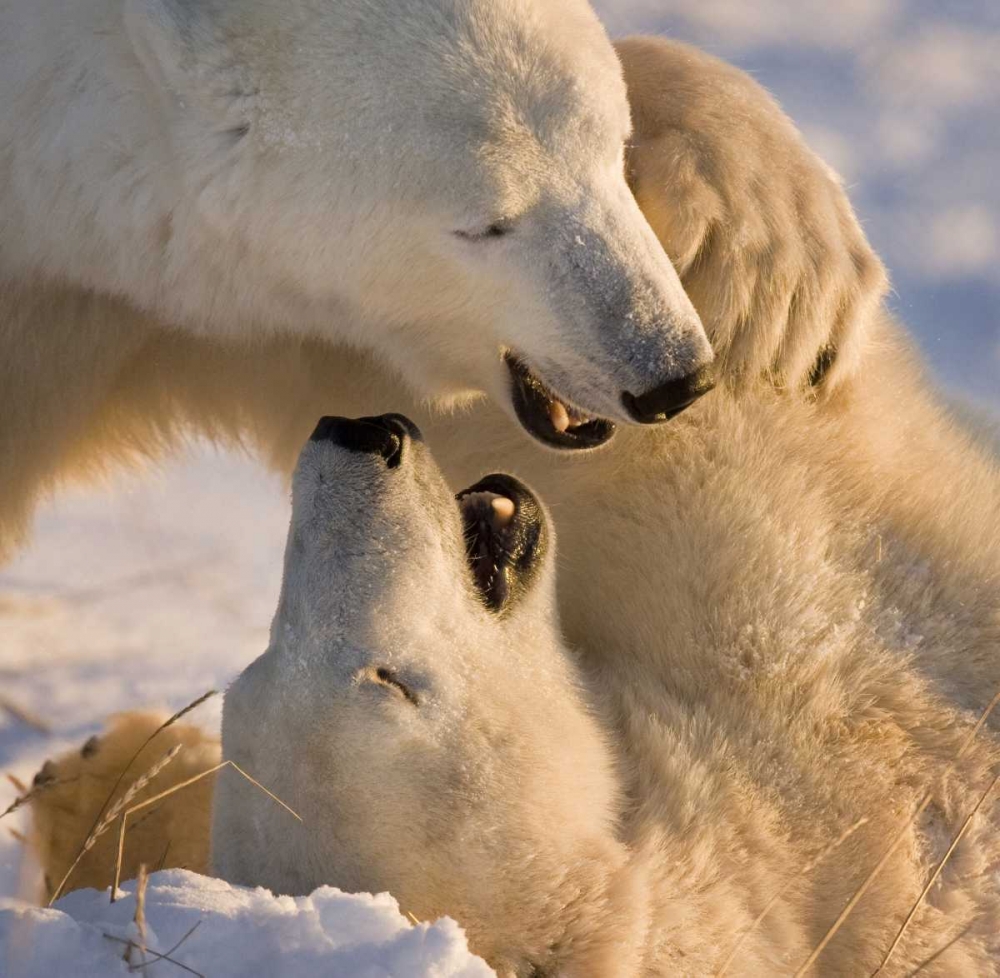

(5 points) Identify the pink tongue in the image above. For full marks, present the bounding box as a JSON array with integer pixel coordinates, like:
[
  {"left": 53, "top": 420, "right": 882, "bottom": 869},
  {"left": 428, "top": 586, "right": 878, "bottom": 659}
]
[{"left": 549, "top": 400, "right": 570, "bottom": 433}]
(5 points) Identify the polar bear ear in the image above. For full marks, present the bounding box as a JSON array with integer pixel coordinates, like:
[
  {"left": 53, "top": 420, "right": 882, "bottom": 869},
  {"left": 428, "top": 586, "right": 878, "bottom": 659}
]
[{"left": 124, "top": 0, "right": 243, "bottom": 114}]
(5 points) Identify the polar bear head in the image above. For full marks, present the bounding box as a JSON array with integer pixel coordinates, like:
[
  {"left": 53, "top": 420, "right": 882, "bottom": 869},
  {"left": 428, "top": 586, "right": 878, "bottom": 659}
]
[
  {"left": 214, "top": 414, "right": 646, "bottom": 977},
  {"left": 124, "top": 0, "right": 714, "bottom": 451}
]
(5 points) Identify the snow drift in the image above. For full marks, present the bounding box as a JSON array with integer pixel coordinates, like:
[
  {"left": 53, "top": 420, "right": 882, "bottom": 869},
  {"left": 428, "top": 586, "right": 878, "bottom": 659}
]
[{"left": 0, "top": 869, "right": 494, "bottom": 978}]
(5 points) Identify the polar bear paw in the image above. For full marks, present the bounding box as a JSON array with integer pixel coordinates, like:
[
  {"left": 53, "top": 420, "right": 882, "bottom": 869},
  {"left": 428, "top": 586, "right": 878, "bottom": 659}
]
[{"left": 618, "top": 36, "right": 889, "bottom": 395}]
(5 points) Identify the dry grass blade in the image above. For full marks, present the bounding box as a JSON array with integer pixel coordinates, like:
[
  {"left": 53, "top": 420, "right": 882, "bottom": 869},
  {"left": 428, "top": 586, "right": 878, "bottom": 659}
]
[
  {"left": 104, "top": 933, "right": 205, "bottom": 978},
  {"left": 904, "top": 923, "right": 974, "bottom": 977},
  {"left": 793, "top": 687, "right": 1000, "bottom": 977},
  {"left": 50, "top": 689, "right": 216, "bottom": 902},
  {"left": 111, "top": 759, "right": 302, "bottom": 896},
  {"left": 1, "top": 790, "right": 31, "bottom": 820},
  {"left": 3, "top": 774, "right": 34, "bottom": 819},
  {"left": 2, "top": 776, "right": 79, "bottom": 821},
  {"left": 157, "top": 690, "right": 218, "bottom": 731},
  {"left": 124, "top": 864, "right": 149, "bottom": 972},
  {"left": 155, "top": 839, "right": 172, "bottom": 874},
  {"left": 0, "top": 693, "right": 51, "bottom": 733},
  {"left": 8, "top": 826, "right": 27, "bottom": 844},
  {"left": 49, "top": 744, "right": 183, "bottom": 906},
  {"left": 872, "top": 771, "right": 1000, "bottom": 976},
  {"left": 714, "top": 818, "right": 869, "bottom": 977},
  {"left": 134, "top": 920, "right": 203, "bottom": 973}
]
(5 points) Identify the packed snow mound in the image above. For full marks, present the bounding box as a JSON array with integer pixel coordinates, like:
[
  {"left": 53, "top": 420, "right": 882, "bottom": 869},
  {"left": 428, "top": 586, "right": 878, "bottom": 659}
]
[{"left": 0, "top": 869, "right": 494, "bottom": 978}]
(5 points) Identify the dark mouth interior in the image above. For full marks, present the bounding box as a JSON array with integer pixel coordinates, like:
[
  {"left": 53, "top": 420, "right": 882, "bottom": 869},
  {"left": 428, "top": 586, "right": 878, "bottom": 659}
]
[
  {"left": 457, "top": 474, "right": 546, "bottom": 613},
  {"left": 505, "top": 355, "right": 616, "bottom": 451}
]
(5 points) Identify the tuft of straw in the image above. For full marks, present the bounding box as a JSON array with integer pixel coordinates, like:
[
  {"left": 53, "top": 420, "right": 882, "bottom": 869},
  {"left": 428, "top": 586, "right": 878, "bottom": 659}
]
[
  {"left": 109, "top": 758, "right": 301, "bottom": 899},
  {"left": 871, "top": 771, "right": 1000, "bottom": 976},
  {"left": 49, "top": 689, "right": 216, "bottom": 903},
  {"left": 714, "top": 818, "right": 869, "bottom": 977},
  {"left": 1, "top": 775, "right": 79, "bottom": 821},
  {"left": 793, "top": 687, "right": 1000, "bottom": 977},
  {"left": 49, "top": 744, "right": 182, "bottom": 906},
  {"left": 1, "top": 790, "right": 31, "bottom": 820}
]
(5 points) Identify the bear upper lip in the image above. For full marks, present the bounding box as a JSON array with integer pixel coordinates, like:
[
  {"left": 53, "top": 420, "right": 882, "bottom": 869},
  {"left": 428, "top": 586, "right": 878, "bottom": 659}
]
[{"left": 504, "top": 354, "right": 617, "bottom": 451}]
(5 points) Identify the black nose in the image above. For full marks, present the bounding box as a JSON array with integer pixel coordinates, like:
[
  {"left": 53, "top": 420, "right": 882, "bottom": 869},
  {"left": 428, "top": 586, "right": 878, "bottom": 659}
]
[
  {"left": 309, "top": 414, "right": 422, "bottom": 468},
  {"left": 621, "top": 366, "right": 716, "bottom": 424}
]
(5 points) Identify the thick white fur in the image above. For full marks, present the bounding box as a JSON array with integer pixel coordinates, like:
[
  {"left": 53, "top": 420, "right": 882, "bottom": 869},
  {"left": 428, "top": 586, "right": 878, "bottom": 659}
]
[
  {"left": 201, "top": 324, "right": 998, "bottom": 975},
  {"left": 415, "top": 340, "right": 1000, "bottom": 975},
  {"left": 22, "top": 36, "right": 1000, "bottom": 976},
  {"left": 204, "top": 47, "right": 1000, "bottom": 975},
  {"left": 0, "top": 1, "right": 718, "bottom": 555},
  {"left": 211, "top": 431, "right": 642, "bottom": 978},
  {"left": 211, "top": 343, "right": 1000, "bottom": 976},
  {"left": 0, "top": 33, "right": 879, "bottom": 558},
  {"left": 618, "top": 37, "right": 888, "bottom": 392}
]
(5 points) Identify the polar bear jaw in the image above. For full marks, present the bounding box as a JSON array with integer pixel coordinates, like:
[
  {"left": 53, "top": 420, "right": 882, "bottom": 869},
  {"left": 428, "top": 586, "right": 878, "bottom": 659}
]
[{"left": 214, "top": 415, "right": 643, "bottom": 977}]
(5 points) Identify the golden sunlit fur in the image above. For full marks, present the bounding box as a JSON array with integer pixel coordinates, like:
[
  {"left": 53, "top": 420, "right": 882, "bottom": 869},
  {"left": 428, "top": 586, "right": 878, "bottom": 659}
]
[
  {"left": 20, "top": 36, "right": 1000, "bottom": 977},
  {"left": 27, "top": 713, "right": 218, "bottom": 902},
  {"left": 619, "top": 36, "right": 888, "bottom": 392}
]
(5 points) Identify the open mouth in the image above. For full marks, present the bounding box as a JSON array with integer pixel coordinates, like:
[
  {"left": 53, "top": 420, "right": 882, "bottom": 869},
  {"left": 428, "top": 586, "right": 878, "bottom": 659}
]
[
  {"left": 505, "top": 355, "right": 616, "bottom": 451},
  {"left": 457, "top": 474, "right": 546, "bottom": 613}
]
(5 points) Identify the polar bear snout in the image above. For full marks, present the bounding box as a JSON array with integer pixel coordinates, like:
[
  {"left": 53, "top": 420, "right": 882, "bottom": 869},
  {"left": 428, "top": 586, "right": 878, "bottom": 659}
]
[
  {"left": 622, "top": 364, "right": 717, "bottom": 425},
  {"left": 308, "top": 414, "right": 421, "bottom": 470}
]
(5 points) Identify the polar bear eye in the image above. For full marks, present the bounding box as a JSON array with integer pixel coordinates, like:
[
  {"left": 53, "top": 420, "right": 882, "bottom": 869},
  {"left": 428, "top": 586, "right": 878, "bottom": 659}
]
[
  {"left": 357, "top": 666, "right": 420, "bottom": 707},
  {"left": 454, "top": 220, "right": 513, "bottom": 242}
]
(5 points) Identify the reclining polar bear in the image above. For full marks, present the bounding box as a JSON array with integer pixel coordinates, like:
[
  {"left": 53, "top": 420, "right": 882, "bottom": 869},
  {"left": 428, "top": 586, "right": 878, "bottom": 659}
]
[
  {"left": 26, "top": 398, "right": 1000, "bottom": 974},
  {"left": 214, "top": 414, "right": 1000, "bottom": 977}
]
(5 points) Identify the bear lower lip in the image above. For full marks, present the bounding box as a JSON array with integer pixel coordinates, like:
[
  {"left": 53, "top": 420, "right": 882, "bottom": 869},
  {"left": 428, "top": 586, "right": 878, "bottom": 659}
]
[{"left": 504, "top": 355, "right": 616, "bottom": 451}]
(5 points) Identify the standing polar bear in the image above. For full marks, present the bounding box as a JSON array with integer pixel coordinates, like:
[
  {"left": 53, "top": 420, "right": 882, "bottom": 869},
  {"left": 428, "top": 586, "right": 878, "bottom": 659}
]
[
  {"left": 0, "top": 6, "right": 880, "bottom": 558},
  {"left": 0, "top": 0, "right": 716, "bottom": 554}
]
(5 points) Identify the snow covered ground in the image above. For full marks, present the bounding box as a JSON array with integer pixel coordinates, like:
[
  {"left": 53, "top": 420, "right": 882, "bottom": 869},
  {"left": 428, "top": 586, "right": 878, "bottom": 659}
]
[
  {"left": 1, "top": 871, "right": 491, "bottom": 978},
  {"left": 0, "top": 447, "right": 289, "bottom": 901},
  {"left": 1, "top": 1, "right": 996, "bottom": 974}
]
